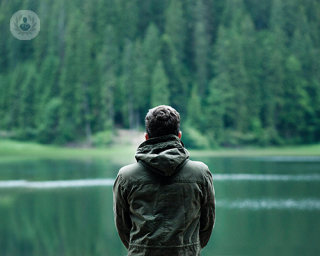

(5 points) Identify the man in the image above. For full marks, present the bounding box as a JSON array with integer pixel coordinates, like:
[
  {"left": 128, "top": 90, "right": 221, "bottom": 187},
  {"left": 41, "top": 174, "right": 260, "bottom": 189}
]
[{"left": 113, "top": 105, "right": 215, "bottom": 256}]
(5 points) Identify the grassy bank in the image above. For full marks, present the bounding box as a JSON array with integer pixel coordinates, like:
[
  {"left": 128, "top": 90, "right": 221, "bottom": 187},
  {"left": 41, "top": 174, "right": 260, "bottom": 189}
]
[
  {"left": 0, "top": 139, "right": 136, "bottom": 163},
  {"left": 189, "top": 144, "right": 320, "bottom": 157},
  {"left": 1, "top": 139, "right": 320, "bottom": 161}
]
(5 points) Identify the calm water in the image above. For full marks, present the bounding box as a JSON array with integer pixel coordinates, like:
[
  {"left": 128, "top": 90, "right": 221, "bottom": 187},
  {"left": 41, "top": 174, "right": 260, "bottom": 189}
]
[{"left": 0, "top": 156, "right": 319, "bottom": 256}]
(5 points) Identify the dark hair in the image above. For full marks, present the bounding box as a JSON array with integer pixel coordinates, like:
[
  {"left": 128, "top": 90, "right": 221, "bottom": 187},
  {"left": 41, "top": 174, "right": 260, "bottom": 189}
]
[{"left": 145, "top": 105, "right": 180, "bottom": 138}]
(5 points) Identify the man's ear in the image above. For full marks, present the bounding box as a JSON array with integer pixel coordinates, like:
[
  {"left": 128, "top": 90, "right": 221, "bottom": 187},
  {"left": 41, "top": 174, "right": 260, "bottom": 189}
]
[
  {"left": 178, "top": 131, "right": 182, "bottom": 139},
  {"left": 145, "top": 133, "right": 149, "bottom": 140}
]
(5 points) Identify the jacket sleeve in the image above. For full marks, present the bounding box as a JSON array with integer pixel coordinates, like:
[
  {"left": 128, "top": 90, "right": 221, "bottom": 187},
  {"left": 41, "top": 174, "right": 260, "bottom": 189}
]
[
  {"left": 113, "top": 172, "right": 132, "bottom": 249},
  {"left": 199, "top": 169, "right": 216, "bottom": 248}
]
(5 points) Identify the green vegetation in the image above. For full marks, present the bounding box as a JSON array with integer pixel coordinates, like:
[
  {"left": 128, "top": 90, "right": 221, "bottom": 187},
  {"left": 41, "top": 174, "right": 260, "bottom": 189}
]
[
  {"left": 1, "top": 139, "right": 320, "bottom": 162},
  {"left": 0, "top": 0, "right": 320, "bottom": 147},
  {"left": 189, "top": 144, "right": 320, "bottom": 157},
  {"left": 0, "top": 139, "right": 135, "bottom": 163}
]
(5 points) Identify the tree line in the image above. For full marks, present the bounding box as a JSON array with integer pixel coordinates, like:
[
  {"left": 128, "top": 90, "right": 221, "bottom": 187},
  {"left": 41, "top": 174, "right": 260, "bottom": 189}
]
[{"left": 0, "top": 0, "right": 320, "bottom": 148}]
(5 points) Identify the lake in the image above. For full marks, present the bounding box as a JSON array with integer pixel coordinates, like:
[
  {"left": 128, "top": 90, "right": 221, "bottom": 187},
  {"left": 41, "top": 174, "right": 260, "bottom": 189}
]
[{"left": 0, "top": 156, "right": 319, "bottom": 256}]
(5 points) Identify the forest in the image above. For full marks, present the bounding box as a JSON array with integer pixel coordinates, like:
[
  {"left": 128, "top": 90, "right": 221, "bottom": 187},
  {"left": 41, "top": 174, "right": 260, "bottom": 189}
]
[{"left": 0, "top": 0, "right": 320, "bottom": 148}]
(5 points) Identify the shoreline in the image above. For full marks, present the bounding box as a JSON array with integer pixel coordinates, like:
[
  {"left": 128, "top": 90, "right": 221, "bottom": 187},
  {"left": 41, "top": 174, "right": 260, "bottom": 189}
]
[{"left": 1, "top": 139, "right": 320, "bottom": 160}]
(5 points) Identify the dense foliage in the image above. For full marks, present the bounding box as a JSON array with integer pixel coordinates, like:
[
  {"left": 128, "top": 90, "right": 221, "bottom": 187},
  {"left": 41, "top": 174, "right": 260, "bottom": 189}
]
[{"left": 0, "top": 0, "right": 320, "bottom": 147}]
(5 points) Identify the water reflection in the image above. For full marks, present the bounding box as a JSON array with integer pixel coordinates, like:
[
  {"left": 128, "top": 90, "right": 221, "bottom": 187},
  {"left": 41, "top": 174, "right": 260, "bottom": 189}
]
[
  {"left": 218, "top": 198, "right": 320, "bottom": 210},
  {"left": 0, "top": 179, "right": 115, "bottom": 189},
  {"left": 2, "top": 173, "right": 320, "bottom": 189},
  {"left": 0, "top": 187, "right": 127, "bottom": 256},
  {"left": 0, "top": 157, "right": 319, "bottom": 256}
]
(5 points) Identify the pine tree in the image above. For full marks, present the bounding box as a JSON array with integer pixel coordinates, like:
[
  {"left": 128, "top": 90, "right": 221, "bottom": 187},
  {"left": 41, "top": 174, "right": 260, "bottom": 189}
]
[
  {"left": 279, "top": 55, "right": 311, "bottom": 142},
  {"left": 187, "top": 84, "right": 202, "bottom": 131},
  {"left": 118, "top": 0, "right": 139, "bottom": 41},
  {"left": 269, "top": 0, "right": 300, "bottom": 42},
  {"left": 213, "top": 24, "right": 249, "bottom": 132},
  {"left": 244, "top": 0, "right": 272, "bottom": 30},
  {"left": 58, "top": 9, "right": 83, "bottom": 143},
  {"left": 194, "top": 0, "right": 210, "bottom": 96},
  {"left": 258, "top": 31, "right": 286, "bottom": 144},
  {"left": 35, "top": 54, "right": 60, "bottom": 142},
  {"left": 121, "top": 39, "right": 135, "bottom": 129},
  {"left": 18, "top": 63, "right": 38, "bottom": 139},
  {"left": 164, "top": 0, "right": 186, "bottom": 63},
  {"left": 143, "top": 23, "right": 161, "bottom": 78},
  {"left": 206, "top": 76, "right": 228, "bottom": 144},
  {"left": 75, "top": 15, "right": 93, "bottom": 145},
  {"left": 98, "top": 25, "right": 119, "bottom": 130},
  {"left": 213, "top": 0, "right": 253, "bottom": 133},
  {"left": 0, "top": 74, "right": 8, "bottom": 129},
  {"left": 306, "top": 0, "right": 320, "bottom": 48},
  {"left": 0, "top": 0, "right": 320, "bottom": 147},
  {"left": 6, "top": 64, "right": 27, "bottom": 130},
  {"left": 151, "top": 60, "right": 170, "bottom": 107},
  {"left": 240, "top": 15, "right": 261, "bottom": 132},
  {"left": 133, "top": 39, "right": 149, "bottom": 126},
  {"left": 163, "top": 0, "right": 188, "bottom": 115}
]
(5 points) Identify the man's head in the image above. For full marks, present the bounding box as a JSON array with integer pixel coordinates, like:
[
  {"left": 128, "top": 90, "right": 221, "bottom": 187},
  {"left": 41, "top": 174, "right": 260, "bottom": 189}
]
[{"left": 145, "top": 105, "right": 181, "bottom": 140}]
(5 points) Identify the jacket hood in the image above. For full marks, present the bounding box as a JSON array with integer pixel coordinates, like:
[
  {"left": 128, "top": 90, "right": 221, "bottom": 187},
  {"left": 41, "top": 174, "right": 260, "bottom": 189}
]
[{"left": 135, "top": 134, "right": 190, "bottom": 176}]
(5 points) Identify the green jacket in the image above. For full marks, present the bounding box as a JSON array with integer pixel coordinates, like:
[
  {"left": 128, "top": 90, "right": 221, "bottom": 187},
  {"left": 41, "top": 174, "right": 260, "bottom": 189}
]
[{"left": 113, "top": 135, "right": 215, "bottom": 256}]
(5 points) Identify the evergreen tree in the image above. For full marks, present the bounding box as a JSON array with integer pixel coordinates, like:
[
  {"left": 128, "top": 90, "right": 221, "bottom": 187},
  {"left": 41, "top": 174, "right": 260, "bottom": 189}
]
[
  {"left": 119, "top": 0, "right": 139, "bottom": 41},
  {"left": 269, "top": 0, "right": 300, "bottom": 42},
  {"left": 98, "top": 25, "right": 119, "bottom": 130},
  {"left": 75, "top": 16, "right": 93, "bottom": 144},
  {"left": 244, "top": 0, "right": 272, "bottom": 30},
  {"left": 6, "top": 64, "right": 27, "bottom": 130},
  {"left": 206, "top": 76, "right": 228, "bottom": 144},
  {"left": 18, "top": 63, "right": 38, "bottom": 139},
  {"left": 143, "top": 23, "right": 161, "bottom": 78},
  {"left": 121, "top": 39, "right": 135, "bottom": 129},
  {"left": 290, "top": 6, "right": 314, "bottom": 72},
  {"left": 0, "top": 74, "right": 8, "bottom": 129},
  {"left": 258, "top": 31, "right": 286, "bottom": 144},
  {"left": 163, "top": 0, "right": 189, "bottom": 115},
  {"left": 164, "top": 0, "right": 186, "bottom": 63},
  {"left": 278, "top": 55, "right": 311, "bottom": 143},
  {"left": 0, "top": 0, "right": 320, "bottom": 147},
  {"left": 194, "top": 0, "right": 210, "bottom": 96},
  {"left": 187, "top": 84, "right": 202, "bottom": 131},
  {"left": 58, "top": 9, "right": 83, "bottom": 143},
  {"left": 133, "top": 39, "right": 149, "bottom": 126},
  {"left": 35, "top": 56, "right": 60, "bottom": 143},
  {"left": 289, "top": 6, "right": 319, "bottom": 142},
  {"left": 240, "top": 15, "right": 261, "bottom": 132},
  {"left": 151, "top": 60, "right": 170, "bottom": 107},
  {"left": 37, "top": 98, "right": 62, "bottom": 143},
  {"left": 33, "top": 0, "right": 52, "bottom": 68},
  {"left": 35, "top": 55, "right": 60, "bottom": 141},
  {"left": 213, "top": 23, "right": 249, "bottom": 132}
]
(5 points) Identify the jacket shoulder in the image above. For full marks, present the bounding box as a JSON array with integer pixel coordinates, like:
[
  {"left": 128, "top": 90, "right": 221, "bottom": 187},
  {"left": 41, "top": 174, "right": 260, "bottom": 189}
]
[
  {"left": 186, "top": 159, "right": 209, "bottom": 170},
  {"left": 174, "top": 159, "right": 212, "bottom": 184},
  {"left": 118, "top": 162, "right": 147, "bottom": 185},
  {"left": 119, "top": 162, "right": 142, "bottom": 177},
  {"left": 185, "top": 160, "right": 210, "bottom": 175}
]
